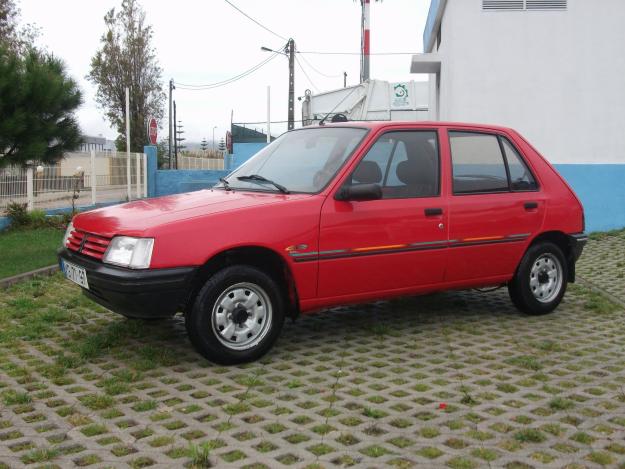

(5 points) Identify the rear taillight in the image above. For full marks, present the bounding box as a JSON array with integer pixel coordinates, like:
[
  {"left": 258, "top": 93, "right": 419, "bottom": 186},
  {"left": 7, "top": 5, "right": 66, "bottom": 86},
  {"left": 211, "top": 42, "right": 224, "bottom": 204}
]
[{"left": 582, "top": 209, "right": 585, "bottom": 232}]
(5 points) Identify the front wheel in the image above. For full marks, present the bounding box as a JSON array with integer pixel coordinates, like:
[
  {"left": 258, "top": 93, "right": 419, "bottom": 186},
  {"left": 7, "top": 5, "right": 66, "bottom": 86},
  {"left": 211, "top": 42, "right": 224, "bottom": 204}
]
[
  {"left": 508, "top": 242, "right": 568, "bottom": 315},
  {"left": 186, "top": 265, "right": 285, "bottom": 364}
]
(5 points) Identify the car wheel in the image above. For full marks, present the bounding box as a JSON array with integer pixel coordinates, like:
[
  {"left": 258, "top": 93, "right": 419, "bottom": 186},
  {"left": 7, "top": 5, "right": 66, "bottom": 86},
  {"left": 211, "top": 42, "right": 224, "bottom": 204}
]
[
  {"left": 186, "top": 265, "right": 285, "bottom": 364},
  {"left": 508, "top": 241, "right": 568, "bottom": 315}
]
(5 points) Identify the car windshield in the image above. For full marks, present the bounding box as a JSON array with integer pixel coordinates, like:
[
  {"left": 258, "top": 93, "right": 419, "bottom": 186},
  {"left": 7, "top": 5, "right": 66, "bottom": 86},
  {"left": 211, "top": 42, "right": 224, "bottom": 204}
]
[{"left": 218, "top": 127, "right": 367, "bottom": 194}]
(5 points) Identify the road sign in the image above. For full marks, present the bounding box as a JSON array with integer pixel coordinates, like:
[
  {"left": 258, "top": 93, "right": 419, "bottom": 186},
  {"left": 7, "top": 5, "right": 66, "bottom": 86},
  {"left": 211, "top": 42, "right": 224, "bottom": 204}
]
[{"left": 148, "top": 118, "right": 158, "bottom": 145}]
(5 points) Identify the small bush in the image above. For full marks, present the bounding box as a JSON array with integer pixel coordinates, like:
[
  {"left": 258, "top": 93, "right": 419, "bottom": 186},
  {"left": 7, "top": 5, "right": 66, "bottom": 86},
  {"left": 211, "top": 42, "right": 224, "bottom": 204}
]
[{"left": 6, "top": 202, "right": 30, "bottom": 226}]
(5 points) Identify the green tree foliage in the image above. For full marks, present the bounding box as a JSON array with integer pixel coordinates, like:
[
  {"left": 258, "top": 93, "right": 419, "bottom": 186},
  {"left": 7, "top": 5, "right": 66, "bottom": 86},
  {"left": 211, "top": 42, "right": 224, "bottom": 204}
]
[
  {"left": 0, "top": 0, "right": 39, "bottom": 55},
  {"left": 200, "top": 138, "right": 208, "bottom": 151},
  {"left": 88, "top": 0, "right": 165, "bottom": 153},
  {"left": 0, "top": 46, "right": 82, "bottom": 167},
  {"left": 218, "top": 138, "right": 226, "bottom": 152}
]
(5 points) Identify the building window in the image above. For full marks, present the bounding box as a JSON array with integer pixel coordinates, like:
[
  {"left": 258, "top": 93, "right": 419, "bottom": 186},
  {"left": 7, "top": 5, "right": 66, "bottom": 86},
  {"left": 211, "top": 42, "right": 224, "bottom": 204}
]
[{"left": 482, "top": 0, "right": 566, "bottom": 11}]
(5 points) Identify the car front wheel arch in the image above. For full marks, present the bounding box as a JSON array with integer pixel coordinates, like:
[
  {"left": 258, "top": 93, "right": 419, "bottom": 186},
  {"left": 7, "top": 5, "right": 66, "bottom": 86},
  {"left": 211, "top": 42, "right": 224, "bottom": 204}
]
[{"left": 184, "top": 246, "right": 299, "bottom": 318}]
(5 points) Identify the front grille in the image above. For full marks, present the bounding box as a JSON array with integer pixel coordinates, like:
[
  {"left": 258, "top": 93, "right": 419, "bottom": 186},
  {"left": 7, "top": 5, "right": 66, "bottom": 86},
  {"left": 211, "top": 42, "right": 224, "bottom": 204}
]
[{"left": 66, "top": 230, "right": 111, "bottom": 261}]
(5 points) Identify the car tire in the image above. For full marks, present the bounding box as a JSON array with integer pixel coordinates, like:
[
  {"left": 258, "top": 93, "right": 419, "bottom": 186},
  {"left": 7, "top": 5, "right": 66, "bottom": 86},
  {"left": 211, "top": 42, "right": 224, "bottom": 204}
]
[
  {"left": 186, "top": 265, "right": 285, "bottom": 364},
  {"left": 508, "top": 241, "right": 568, "bottom": 315}
]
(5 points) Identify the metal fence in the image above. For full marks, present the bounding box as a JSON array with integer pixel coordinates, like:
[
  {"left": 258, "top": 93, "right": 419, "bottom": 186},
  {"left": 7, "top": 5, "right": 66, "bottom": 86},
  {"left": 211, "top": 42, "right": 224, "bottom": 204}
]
[
  {"left": 0, "top": 151, "right": 147, "bottom": 214},
  {"left": 177, "top": 154, "right": 225, "bottom": 170}
]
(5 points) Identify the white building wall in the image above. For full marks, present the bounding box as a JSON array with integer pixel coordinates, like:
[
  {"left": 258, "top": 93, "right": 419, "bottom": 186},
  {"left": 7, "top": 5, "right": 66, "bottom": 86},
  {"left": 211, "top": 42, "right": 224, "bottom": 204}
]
[{"left": 436, "top": 0, "right": 625, "bottom": 164}]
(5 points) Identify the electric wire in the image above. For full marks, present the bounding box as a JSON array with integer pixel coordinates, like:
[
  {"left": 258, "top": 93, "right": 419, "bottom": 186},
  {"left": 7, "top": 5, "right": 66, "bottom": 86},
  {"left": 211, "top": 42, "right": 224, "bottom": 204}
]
[
  {"left": 296, "top": 53, "right": 342, "bottom": 78},
  {"left": 223, "top": 0, "right": 287, "bottom": 41},
  {"left": 297, "top": 51, "right": 420, "bottom": 55},
  {"left": 295, "top": 55, "right": 320, "bottom": 92},
  {"left": 174, "top": 52, "right": 281, "bottom": 90}
]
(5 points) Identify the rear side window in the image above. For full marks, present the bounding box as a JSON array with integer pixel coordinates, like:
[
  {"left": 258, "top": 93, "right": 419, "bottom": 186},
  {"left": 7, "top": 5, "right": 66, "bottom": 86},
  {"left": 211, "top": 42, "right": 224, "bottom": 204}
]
[
  {"left": 450, "top": 132, "right": 508, "bottom": 194},
  {"left": 450, "top": 131, "right": 538, "bottom": 194},
  {"left": 501, "top": 137, "right": 538, "bottom": 191}
]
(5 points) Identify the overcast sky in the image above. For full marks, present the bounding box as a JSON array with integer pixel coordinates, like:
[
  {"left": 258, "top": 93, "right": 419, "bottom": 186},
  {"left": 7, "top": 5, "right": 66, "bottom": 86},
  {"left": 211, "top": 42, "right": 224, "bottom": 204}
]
[{"left": 19, "top": 0, "right": 429, "bottom": 144}]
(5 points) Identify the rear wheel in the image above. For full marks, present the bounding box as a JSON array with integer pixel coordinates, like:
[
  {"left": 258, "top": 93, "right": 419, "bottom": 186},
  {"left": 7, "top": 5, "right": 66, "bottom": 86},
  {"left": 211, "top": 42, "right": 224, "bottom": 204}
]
[
  {"left": 186, "top": 265, "right": 285, "bottom": 364},
  {"left": 508, "top": 242, "right": 567, "bottom": 315}
]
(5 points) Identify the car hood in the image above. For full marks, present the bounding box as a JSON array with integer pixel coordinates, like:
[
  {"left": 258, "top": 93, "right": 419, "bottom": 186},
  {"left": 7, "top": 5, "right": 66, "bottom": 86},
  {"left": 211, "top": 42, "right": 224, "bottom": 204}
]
[{"left": 73, "top": 189, "right": 312, "bottom": 238}]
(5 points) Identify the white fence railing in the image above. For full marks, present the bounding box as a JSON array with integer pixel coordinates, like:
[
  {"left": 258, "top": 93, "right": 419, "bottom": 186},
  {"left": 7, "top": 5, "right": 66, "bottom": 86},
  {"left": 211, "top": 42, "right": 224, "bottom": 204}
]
[
  {"left": 177, "top": 155, "right": 225, "bottom": 170},
  {"left": 0, "top": 151, "right": 147, "bottom": 214}
]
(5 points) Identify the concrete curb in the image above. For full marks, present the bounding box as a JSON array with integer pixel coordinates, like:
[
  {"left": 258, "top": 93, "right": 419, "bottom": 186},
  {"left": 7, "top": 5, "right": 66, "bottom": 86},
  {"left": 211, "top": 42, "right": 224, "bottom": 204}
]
[{"left": 0, "top": 264, "right": 59, "bottom": 289}]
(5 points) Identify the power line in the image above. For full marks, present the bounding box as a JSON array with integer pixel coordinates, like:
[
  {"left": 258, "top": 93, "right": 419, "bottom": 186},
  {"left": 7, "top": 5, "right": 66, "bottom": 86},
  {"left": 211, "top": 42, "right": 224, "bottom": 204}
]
[
  {"left": 223, "top": 0, "right": 287, "bottom": 41},
  {"left": 297, "top": 53, "right": 342, "bottom": 79},
  {"left": 297, "top": 51, "right": 420, "bottom": 55},
  {"left": 295, "top": 55, "right": 319, "bottom": 93},
  {"left": 174, "top": 52, "right": 281, "bottom": 90}
]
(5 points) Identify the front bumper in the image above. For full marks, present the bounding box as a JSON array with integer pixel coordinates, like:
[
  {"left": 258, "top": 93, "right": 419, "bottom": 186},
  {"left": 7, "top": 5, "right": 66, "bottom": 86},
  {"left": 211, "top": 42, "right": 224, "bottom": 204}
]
[{"left": 58, "top": 248, "right": 197, "bottom": 319}]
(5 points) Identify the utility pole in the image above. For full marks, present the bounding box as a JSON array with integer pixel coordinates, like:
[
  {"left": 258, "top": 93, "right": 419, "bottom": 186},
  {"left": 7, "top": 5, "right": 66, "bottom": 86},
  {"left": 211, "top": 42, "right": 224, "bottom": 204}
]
[
  {"left": 173, "top": 101, "right": 177, "bottom": 169},
  {"left": 360, "top": 0, "right": 370, "bottom": 83},
  {"left": 344, "top": 72, "right": 347, "bottom": 88},
  {"left": 286, "top": 38, "right": 295, "bottom": 130},
  {"left": 266, "top": 85, "right": 271, "bottom": 143},
  {"left": 168, "top": 79, "right": 175, "bottom": 169}
]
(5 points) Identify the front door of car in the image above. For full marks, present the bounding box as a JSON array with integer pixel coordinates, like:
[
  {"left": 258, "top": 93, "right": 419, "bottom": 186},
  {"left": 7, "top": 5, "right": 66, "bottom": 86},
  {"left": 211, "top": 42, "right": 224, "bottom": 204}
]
[
  {"left": 317, "top": 130, "right": 448, "bottom": 300},
  {"left": 445, "top": 130, "right": 546, "bottom": 282}
]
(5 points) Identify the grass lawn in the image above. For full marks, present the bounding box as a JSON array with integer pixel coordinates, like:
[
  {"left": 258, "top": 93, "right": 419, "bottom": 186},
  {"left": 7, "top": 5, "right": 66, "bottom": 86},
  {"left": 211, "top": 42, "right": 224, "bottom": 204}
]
[{"left": 0, "top": 227, "right": 64, "bottom": 279}]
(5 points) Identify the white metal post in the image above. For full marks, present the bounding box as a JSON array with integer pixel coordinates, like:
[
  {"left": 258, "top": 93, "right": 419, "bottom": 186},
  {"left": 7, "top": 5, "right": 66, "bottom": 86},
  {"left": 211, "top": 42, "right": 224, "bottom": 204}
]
[
  {"left": 267, "top": 85, "right": 271, "bottom": 143},
  {"left": 143, "top": 153, "right": 148, "bottom": 198},
  {"left": 125, "top": 87, "right": 131, "bottom": 201},
  {"left": 135, "top": 152, "right": 141, "bottom": 199},
  {"left": 26, "top": 167, "right": 34, "bottom": 211},
  {"left": 90, "top": 150, "right": 96, "bottom": 206}
]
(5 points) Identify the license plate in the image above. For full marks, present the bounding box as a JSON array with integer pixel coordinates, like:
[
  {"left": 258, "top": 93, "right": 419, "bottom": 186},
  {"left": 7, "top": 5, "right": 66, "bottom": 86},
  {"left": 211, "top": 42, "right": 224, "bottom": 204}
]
[{"left": 62, "top": 260, "right": 89, "bottom": 289}]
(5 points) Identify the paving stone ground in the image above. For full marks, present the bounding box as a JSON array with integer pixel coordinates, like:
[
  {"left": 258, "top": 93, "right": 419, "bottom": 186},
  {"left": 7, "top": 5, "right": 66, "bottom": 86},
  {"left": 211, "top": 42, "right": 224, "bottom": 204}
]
[{"left": 1, "top": 232, "right": 624, "bottom": 469}]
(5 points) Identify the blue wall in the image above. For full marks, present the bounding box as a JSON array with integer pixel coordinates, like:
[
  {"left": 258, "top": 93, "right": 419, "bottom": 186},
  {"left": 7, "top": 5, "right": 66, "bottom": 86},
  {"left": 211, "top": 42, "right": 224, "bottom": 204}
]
[
  {"left": 554, "top": 164, "right": 625, "bottom": 233},
  {"left": 229, "top": 142, "right": 268, "bottom": 169},
  {"left": 154, "top": 169, "right": 229, "bottom": 196}
]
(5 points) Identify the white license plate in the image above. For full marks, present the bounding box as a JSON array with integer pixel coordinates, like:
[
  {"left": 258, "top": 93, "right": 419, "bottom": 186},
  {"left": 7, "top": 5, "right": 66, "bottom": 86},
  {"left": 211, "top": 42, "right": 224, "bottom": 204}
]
[{"left": 62, "top": 260, "right": 89, "bottom": 289}]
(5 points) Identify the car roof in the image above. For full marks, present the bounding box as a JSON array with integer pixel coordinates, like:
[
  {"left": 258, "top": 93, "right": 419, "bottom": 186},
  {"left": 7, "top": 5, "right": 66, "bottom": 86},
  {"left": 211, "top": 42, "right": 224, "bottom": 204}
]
[{"left": 317, "top": 120, "right": 515, "bottom": 133}]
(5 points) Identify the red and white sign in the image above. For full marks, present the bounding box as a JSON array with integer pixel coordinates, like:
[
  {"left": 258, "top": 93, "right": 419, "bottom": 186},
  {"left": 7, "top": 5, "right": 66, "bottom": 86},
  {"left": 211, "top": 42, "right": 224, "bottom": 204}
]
[{"left": 148, "top": 118, "right": 158, "bottom": 145}]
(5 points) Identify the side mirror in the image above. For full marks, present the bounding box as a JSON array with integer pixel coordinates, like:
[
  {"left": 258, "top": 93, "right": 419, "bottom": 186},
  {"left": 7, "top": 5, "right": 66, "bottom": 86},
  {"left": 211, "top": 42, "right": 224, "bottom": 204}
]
[{"left": 335, "top": 183, "right": 382, "bottom": 202}]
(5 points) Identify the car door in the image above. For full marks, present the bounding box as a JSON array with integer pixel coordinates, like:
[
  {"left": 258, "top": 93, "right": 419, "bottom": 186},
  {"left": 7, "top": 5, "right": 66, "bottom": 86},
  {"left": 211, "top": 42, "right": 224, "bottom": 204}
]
[
  {"left": 445, "top": 129, "right": 545, "bottom": 282},
  {"left": 317, "top": 129, "right": 448, "bottom": 300}
]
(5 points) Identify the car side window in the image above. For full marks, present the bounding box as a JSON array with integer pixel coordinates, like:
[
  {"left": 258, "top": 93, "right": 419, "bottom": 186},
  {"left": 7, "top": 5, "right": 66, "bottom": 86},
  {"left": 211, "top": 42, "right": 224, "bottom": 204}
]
[
  {"left": 450, "top": 132, "right": 509, "bottom": 194},
  {"left": 349, "top": 131, "right": 439, "bottom": 199},
  {"left": 500, "top": 137, "right": 538, "bottom": 191}
]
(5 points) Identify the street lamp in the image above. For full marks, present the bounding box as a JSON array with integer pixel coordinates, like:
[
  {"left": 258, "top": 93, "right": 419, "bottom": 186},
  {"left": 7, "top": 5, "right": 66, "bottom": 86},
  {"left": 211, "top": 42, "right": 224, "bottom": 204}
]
[
  {"left": 261, "top": 39, "right": 295, "bottom": 130},
  {"left": 212, "top": 126, "right": 217, "bottom": 152}
]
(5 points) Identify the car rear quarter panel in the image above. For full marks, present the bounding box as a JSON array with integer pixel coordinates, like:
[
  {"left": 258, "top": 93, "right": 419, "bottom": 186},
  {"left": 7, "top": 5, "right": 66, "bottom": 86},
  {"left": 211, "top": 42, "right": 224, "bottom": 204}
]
[
  {"left": 146, "top": 195, "right": 324, "bottom": 301},
  {"left": 511, "top": 130, "right": 584, "bottom": 235}
]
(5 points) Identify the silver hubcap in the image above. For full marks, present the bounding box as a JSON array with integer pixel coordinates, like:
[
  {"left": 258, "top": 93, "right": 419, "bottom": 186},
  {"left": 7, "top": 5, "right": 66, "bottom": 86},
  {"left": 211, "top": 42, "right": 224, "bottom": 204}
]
[
  {"left": 211, "top": 282, "right": 272, "bottom": 351},
  {"left": 529, "top": 253, "right": 562, "bottom": 303}
]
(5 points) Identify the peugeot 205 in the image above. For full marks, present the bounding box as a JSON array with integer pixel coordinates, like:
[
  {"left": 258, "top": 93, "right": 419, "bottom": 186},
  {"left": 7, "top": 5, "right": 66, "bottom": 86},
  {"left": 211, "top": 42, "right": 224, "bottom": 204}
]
[{"left": 58, "top": 122, "right": 587, "bottom": 364}]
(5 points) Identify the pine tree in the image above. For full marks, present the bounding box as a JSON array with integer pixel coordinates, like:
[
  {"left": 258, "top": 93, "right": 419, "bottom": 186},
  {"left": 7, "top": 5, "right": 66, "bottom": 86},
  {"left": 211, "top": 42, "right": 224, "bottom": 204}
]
[
  {"left": 200, "top": 138, "right": 208, "bottom": 151},
  {"left": 218, "top": 138, "right": 226, "bottom": 152},
  {"left": 0, "top": 45, "right": 82, "bottom": 167}
]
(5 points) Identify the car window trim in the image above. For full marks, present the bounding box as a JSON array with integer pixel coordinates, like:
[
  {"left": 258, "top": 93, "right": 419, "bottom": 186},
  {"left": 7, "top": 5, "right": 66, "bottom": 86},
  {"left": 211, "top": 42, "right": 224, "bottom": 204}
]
[
  {"left": 448, "top": 129, "right": 540, "bottom": 196},
  {"left": 342, "top": 128, "right": 442, "bottom": 200}
]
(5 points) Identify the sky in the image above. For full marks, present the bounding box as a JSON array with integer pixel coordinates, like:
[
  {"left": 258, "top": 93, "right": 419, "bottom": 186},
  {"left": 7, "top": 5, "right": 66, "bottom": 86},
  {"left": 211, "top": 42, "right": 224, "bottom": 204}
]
[{"left": 18, "top": 0, "right": 430, "bottom": 144}]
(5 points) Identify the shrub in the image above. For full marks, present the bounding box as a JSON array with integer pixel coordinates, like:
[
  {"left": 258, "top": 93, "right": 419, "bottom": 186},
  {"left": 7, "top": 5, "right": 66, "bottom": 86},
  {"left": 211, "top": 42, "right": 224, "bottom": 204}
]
[{"left": 6, "top": 202, "right": 30, "bottom": 226}]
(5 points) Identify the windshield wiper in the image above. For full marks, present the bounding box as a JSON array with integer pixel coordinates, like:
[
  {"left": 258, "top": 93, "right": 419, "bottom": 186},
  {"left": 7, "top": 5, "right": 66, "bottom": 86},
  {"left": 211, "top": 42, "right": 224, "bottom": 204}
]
[
  {"left": 219, "top": 177, "right": 232, "bottom": 191},
  {"left": 236, "top": 174, "right": 290, "bottom": 194}
]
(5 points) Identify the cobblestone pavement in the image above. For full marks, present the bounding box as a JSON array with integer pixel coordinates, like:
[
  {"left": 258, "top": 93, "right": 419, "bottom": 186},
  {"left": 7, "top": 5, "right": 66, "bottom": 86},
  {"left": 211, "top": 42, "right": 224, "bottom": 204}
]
[{"left": 1, "top": 234, "right": 624, "bottom": 469}]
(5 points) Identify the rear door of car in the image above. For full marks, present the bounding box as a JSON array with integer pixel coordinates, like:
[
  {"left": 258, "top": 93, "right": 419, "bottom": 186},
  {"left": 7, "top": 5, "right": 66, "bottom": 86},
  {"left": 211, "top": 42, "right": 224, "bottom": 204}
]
[
  {"left": 445, "top": 128, "right": 546, "bottom": 282},
  {"left": 316, "top": 127, "right": 449, "bottom": 300}
]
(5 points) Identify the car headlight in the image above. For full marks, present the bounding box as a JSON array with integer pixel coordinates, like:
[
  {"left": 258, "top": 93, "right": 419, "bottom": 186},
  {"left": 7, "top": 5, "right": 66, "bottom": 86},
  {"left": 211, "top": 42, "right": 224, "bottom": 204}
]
[
  {"left": 103, "top": 236, "right": 154, "bottom": 269},
  {"left": 62, "top": 221, "right": 74, "bottom": 247}
]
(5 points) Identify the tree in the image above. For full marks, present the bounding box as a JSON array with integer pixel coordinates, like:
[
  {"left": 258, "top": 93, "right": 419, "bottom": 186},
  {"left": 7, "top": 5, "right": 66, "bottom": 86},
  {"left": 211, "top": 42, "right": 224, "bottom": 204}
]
[
  {"left": 0, "top": 46, "right": 82, "bottom": 167},
  {"left": 218, "top": 138, "right": 226, "bottom": 152},
  {"left": 0, "top": 0, "right": 39, "bottom": 55},
  {"left": 200, "top": 138, "right": 208, "bottom": 152},
  {"left": 88, "top": 0, "right": 165, "bottom": 153}
]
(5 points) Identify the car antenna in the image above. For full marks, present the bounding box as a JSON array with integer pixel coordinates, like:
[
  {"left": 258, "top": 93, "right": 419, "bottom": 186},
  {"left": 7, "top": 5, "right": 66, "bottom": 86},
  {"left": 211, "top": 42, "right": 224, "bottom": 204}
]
[{"left": 318, "top": 85, "right": 359, "bottom": 126}]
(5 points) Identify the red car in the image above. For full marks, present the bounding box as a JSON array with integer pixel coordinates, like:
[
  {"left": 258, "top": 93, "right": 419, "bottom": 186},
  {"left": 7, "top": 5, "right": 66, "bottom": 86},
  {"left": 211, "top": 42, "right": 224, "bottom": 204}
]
[{"left": 59, "top": 122, "right": 586, "bottom": 364}]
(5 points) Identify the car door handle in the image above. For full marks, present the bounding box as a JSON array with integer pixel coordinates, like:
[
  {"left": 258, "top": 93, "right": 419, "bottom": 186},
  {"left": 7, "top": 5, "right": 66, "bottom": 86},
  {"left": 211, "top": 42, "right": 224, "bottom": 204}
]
[
  {"left": 524, "top": 202, "right": 538, "bottom": 210},
  {"left": 424, "top": 208, "right": 443, "bottom": 216}
]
